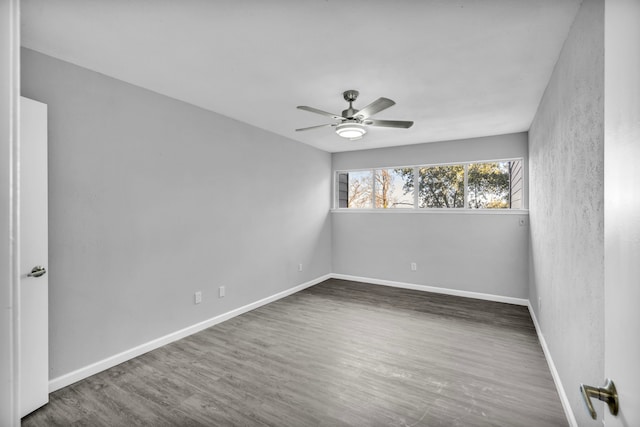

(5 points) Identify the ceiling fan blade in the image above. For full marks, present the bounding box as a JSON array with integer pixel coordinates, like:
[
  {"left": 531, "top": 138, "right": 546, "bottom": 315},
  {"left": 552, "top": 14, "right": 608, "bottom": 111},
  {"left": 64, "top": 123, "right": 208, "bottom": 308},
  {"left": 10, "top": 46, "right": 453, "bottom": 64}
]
[
  {"left": 295, "top": 123, "right": 337, "bottom": 132},
  {"left": 297, "top": 106, "right": 343, "bottom": 120},
  {"left": 365, "top": 119, "right": 414, "bottom": 129},
  {"left": 354, "top": 97, "right": 395, "bottom": 119}
]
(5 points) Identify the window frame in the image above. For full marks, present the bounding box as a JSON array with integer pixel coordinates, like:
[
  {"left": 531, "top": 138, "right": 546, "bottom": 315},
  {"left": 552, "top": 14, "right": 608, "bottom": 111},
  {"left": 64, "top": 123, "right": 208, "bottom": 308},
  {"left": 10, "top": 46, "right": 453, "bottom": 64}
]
[{"left": 333, "top": 157, "right": 526, "bottom": 212}]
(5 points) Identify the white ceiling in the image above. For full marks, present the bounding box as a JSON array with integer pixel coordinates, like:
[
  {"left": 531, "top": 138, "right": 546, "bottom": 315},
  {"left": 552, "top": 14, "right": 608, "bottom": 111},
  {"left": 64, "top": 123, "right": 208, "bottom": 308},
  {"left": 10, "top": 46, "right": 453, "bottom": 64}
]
[{"left": 21, "top": 0, "right": 581, "bottom": 153}]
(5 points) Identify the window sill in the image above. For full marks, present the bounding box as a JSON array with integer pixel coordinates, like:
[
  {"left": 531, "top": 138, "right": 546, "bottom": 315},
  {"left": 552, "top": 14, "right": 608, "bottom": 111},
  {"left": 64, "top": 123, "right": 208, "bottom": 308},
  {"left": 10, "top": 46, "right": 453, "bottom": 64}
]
[{"left": 330, "top": 208, "right": 529, "bottom": 215}]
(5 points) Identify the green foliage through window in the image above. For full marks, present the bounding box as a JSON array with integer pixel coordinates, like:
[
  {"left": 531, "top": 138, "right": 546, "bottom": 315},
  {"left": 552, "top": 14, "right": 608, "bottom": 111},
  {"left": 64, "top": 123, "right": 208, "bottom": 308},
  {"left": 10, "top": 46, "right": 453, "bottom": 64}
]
[{"left": 467, "top": 162, "right": 510, "bottom": 209}]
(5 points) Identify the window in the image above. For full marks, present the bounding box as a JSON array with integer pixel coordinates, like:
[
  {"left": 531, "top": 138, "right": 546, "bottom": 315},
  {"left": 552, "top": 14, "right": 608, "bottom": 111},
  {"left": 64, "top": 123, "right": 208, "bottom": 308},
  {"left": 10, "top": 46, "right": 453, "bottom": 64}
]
[
  {"left": 418, "top": 165, "right": 464, "bottom": 208},
  {"left": 508, "top": 159, "right": 524, "bottom": 209},
  {"left": 337, "top": 170, "right": 373, "bottom": 208},
  {"left": 375, "top": 168, "right": 414, "bottom": 208},
  {"left": 335, "top": 159, "right": 524, "bottom": 210},
  {"left": 467, "top": 162, "right": 510, "bottom": 209}
]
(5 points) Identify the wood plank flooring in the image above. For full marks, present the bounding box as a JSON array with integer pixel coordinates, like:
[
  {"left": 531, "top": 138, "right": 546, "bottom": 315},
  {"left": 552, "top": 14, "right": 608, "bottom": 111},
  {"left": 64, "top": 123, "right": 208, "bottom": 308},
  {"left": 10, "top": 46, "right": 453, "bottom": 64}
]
[{"left": 22, "top": 279, "right": 568, "bottom": 426}]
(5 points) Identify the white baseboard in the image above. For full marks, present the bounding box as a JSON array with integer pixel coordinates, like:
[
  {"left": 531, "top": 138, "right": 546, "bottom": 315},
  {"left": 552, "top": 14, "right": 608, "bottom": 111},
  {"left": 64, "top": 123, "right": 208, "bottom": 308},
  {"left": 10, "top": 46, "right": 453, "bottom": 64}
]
[
  {"left": 527, "top": 302, "right": 577, "bottom": 427},
  {"left": 48, "top": 273, "right": 332, "bottom": 392},
  {"left": 330, "top": 273, "right": 528, "bottom": 306}
]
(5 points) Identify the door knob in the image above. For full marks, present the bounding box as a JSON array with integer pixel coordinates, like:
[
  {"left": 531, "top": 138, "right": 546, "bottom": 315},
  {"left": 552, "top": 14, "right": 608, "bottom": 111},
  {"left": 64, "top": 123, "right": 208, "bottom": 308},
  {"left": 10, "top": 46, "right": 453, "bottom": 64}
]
[
  {"left": 580, "top": 378, "right": 618, "bottom": 420},
  {"left": 27, "top": 266, "right": 46, "bottom": 278}
]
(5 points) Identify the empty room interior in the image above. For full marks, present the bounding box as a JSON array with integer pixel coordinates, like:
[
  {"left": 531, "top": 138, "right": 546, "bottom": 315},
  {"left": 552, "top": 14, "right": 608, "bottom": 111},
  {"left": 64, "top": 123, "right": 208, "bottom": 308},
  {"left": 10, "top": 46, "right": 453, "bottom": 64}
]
[{"left": 2, "top": 0, "right": 640, "bottom": 426}]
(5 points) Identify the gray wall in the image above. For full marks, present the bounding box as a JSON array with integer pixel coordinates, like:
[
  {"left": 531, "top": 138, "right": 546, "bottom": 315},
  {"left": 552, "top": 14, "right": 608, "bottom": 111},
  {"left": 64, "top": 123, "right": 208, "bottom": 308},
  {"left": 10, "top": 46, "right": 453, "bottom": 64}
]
[
  {"left": 333, "top": 133, "right": 528, "bottom": 175},
  {"left": 21, "top": 49, "right": 332, "bottom": 379},
  {"left": 528, "top": 0, "right": 604, "bottom": 425},
  {"left": 332, "top": 134, "right": 530, "bottom": 299}
]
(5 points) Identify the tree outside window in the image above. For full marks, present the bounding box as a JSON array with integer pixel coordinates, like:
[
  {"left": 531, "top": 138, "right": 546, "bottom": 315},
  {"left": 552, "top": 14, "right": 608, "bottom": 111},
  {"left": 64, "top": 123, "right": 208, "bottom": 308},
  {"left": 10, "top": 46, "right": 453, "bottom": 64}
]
[{"left": 467, "top": 162, "right": 510, "bottom": 209}]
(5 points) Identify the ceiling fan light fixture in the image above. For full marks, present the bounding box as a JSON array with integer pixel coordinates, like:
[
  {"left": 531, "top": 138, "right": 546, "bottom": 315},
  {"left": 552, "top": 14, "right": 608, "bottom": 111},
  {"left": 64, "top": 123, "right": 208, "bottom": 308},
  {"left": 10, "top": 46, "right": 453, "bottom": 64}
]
[{"left": 335, "top": 122, "right": 367, "bottom": 140}]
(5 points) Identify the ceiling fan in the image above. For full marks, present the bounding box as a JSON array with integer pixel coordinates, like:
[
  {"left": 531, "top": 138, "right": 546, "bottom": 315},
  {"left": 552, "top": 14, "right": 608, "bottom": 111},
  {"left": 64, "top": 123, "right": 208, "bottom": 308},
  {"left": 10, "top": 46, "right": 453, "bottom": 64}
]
[{"left": 296, "top": 90, "right": 414, "bottom": 140}]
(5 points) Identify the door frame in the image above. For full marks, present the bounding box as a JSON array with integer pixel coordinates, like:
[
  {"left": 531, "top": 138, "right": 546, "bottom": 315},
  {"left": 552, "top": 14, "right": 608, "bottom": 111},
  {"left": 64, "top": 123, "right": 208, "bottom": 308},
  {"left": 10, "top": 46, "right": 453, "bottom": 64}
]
[
  {"left": 1, "top": 0, "right": 21, "bottom": 426},
  {"left": 603, "top": 0, "right": 640, "bottom": 425}
]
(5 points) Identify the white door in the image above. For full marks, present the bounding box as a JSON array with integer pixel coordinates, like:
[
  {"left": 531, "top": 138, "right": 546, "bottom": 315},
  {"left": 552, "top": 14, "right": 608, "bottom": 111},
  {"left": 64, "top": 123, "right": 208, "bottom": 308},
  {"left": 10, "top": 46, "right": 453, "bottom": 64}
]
[
  {"left": 602, "top": 0, "right": 640, "bottom": 425},
  {"left": 19, "top": 97, "right": 49, "bottom": 417}
]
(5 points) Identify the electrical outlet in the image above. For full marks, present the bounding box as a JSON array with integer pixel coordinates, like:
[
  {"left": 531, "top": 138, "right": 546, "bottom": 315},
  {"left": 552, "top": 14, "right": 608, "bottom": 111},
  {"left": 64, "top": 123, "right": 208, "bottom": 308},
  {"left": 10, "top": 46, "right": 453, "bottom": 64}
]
[
  {"left": 298, "top": 263, "right": 303, "bottom": 272},
  {"left": 411, "top": 262, "right": 417, "bottom": 271},
  {"left": 219, "top": 286, "right": 225, "bottom": 298},
  {"left": 194, "top": 291, "right": 202, "bottom": 304}
]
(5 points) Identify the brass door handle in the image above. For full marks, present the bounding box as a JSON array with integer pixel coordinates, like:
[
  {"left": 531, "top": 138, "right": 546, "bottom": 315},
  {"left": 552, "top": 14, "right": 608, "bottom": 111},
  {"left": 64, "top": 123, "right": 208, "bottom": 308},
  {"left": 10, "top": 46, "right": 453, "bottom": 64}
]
[
  {"left": 580, "top": 378, "right": 618, "bottom": 420},
  {"left": 27, "top": 265, "right": 46, "bottom": 278}
]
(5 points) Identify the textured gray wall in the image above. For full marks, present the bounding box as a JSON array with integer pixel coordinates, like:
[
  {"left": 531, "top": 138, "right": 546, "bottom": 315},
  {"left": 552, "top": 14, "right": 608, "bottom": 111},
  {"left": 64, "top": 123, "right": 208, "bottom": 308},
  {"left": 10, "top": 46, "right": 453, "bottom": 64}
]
[
  {"left": 529, "top": 0, "right": 604, "bottom": 424},
  {"left": 21, "top": 49, "right": 332, "bottom": 379},
  {"left": 332, "top": 134, "right": 529, "bottom": 299}
]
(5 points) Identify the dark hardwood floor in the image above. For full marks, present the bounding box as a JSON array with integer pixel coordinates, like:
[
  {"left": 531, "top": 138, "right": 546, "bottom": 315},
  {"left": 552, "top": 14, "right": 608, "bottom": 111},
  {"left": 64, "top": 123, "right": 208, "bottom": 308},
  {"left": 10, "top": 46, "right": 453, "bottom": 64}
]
[{"left": 22, "top": 279, "right": 568, "bottom": 426}]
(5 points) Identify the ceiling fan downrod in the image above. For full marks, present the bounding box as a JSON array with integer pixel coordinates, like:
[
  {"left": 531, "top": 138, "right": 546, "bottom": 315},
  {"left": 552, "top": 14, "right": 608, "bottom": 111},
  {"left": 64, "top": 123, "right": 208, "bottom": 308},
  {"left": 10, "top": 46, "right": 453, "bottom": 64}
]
[{"left": 342, "top": 90, "right": 360, "bottom": 119}]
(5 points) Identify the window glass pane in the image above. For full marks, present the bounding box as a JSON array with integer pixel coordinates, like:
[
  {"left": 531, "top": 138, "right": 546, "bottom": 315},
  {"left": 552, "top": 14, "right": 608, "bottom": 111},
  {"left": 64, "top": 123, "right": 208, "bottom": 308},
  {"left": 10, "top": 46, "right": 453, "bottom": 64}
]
[
  {"left": 343, "top": 170, "right": 373, "bottom": 208},
  {"left": 508, "top": 160, "right": 523, "bottom": 209},
  {"left": 467, "top": 162, "right": 510, "bottom": 209},
  {"left": 337, "top": 173, "right": 349, "bottom": 208},
  {"left": 418, "top": 165, "right": 464, "bottom": 208},
  {"left": 375, "top": 168, "right": 414, "bottom": 208}
]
